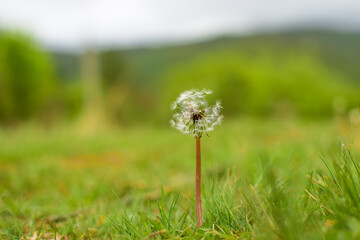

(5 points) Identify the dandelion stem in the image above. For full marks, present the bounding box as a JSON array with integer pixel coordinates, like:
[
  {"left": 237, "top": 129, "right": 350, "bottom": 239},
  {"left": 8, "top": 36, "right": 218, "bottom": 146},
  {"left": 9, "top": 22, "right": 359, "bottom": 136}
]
[{"left": 196, "top": 136, "right": 203, "bottom": 228}]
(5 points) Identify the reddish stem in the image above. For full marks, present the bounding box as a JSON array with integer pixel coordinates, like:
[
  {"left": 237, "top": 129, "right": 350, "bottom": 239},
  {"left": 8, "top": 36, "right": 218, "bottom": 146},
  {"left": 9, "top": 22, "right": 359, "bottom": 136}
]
[{"left": 196, "top": 136, "right": 203, "bottom": 228}]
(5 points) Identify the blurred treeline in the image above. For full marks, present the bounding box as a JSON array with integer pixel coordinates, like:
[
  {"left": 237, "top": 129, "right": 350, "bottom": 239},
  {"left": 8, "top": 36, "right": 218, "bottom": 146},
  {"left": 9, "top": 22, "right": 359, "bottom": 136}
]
[{"left": 0, "top": 30, "right": 360, "bottom": 126}]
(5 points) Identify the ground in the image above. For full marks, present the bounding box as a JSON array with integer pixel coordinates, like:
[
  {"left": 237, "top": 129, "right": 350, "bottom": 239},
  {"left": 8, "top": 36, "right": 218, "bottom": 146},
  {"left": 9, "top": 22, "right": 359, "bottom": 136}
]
[{"left": 0, "top": 117, "right": 359, "bottom": 239}]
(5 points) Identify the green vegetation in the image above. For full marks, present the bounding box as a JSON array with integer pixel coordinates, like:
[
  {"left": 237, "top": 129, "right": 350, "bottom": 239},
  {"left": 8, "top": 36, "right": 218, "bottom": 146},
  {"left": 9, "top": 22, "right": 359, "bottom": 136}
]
[
  {"left": 52, "top": 30, "right": 360, "bottom": 123},
  {"left": 1, "top": 118, "right": 359, "bottom": 239},
  {"left": 0, "top": 32, "right": 55, "bottom": 123},
  {"left": 0, "top": 32, "right": 84, "bottom": 125},
  {"left": 160, "top": 50, "right": 360, "bottom": 118},
  {"left": 1, "top": 30, "right": 360, "bottom": 124}
]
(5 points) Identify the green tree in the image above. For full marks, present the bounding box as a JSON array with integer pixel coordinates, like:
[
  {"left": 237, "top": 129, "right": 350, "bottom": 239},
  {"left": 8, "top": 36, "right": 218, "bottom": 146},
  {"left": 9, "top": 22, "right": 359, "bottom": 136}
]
[{"left": 0, "top": 32, "right": 55, "bottom": 123}]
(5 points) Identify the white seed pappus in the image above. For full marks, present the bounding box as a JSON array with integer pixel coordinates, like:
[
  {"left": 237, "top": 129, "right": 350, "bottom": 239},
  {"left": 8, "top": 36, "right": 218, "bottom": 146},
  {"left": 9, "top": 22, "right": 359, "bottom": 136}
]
[{"left": 170, "top": 89, "right": 223, "bottom": 137}]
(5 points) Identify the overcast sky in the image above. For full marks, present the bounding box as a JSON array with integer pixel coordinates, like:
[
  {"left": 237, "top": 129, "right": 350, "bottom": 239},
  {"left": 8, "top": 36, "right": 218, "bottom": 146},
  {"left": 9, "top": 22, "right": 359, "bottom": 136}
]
[{"left": 0, "top": 0, "right": 359, "bottom": 49}]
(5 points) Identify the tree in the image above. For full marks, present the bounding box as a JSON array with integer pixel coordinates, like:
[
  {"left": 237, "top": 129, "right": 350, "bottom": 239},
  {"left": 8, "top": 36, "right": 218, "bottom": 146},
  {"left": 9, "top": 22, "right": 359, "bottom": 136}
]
[{"left": 0, "top": 32, "right": 54, "bottom": 123}]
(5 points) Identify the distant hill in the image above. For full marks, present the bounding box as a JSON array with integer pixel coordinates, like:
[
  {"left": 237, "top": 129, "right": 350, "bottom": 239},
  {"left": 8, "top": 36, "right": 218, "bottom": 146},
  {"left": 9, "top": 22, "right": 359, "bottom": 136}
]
[{"left": 51, "top": 29, "right": 360, "bottom": 87}]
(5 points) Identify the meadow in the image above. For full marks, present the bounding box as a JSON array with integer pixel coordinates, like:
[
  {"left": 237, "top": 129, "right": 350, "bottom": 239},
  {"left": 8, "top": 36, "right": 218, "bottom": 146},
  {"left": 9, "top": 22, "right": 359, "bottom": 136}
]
[
  {"left": 1, "top": 29, "right": 360, "bottom": 239},
  {"left": 1, "top": 117, "right": 359, "bottom": 239}
]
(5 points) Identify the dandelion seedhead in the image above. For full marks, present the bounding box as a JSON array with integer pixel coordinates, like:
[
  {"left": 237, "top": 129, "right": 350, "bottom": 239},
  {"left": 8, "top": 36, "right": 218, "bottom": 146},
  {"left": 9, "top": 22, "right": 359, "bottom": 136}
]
[{"left": 170, "top": 89, "right": 223, "bottom": 137}]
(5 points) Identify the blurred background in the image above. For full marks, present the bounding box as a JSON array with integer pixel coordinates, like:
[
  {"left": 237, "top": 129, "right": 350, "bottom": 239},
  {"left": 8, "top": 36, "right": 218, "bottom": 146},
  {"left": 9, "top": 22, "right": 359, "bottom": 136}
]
[{"left": 0, "top": 0, "right": 359, "bottom": 128}]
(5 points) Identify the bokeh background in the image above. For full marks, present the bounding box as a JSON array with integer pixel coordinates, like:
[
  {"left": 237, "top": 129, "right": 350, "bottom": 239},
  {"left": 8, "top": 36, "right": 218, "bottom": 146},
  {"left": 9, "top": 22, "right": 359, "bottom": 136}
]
[
  {"left": 0, "top": 0, "right": 360, "bottom": 127},
  {"left": 1, "top": 0, "right": 360, "bottom": 238}
]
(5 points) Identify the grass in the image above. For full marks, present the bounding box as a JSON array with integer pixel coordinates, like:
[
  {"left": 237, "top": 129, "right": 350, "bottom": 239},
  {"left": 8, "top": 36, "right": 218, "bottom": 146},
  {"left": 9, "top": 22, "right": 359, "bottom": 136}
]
[{"left": 0, "top": 117, "right": 359, "bottom": 239}]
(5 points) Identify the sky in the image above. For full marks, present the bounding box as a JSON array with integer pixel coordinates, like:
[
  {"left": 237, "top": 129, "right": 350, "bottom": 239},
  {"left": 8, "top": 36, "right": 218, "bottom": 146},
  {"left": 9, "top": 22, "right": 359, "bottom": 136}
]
[{"left": 0, "top": 0, "right": 360, "bottom": 49}]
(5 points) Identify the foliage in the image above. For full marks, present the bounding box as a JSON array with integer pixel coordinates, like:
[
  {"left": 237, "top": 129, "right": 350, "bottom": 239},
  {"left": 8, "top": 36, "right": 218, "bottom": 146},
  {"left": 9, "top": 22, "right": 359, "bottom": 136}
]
[
  {"left": 48, "top": 30, "right": 360, "bottom": 124},
  {"left": 160, "top": 49, "right": 360, "bottom": 119},
  {"left": 1, "top": 30, "right": 360, "bottom": 124},
  {"left": 100, "top": 50, "right": 129, "bottom": 88},
  {"left": 0, "top": 32, "right": 55, "bottom": 123}
]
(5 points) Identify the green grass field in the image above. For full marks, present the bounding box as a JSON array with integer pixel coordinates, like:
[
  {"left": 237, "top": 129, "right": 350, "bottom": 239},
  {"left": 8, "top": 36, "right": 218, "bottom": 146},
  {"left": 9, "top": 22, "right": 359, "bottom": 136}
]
[{"left": 1, "top": 117, "right": 360, "bottom": 239}]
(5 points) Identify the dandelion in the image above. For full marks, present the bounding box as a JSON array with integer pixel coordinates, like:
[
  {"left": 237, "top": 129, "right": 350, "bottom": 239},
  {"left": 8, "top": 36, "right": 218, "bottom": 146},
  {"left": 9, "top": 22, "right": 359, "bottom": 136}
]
[{"left": 170, "top": 89, "right": 223, "bottom": 228}]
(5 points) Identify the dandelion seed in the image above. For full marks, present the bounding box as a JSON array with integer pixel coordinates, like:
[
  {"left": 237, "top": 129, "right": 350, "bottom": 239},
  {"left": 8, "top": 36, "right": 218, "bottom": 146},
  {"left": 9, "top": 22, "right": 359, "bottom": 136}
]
[{"left": 170, "top": 89, "right": 223, "bottom": 138}]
